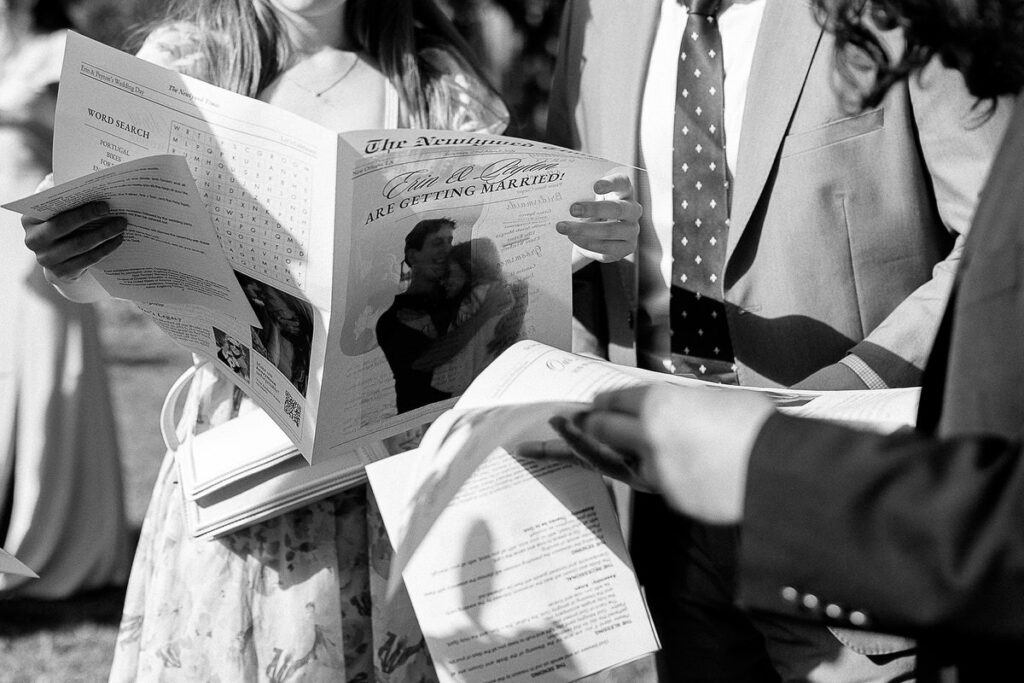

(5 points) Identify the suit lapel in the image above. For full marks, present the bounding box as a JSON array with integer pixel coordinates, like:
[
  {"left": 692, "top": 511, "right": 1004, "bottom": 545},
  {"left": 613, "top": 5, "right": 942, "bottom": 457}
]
[{"left": 727, "top": 0, "right": 823, "bottom": 259}]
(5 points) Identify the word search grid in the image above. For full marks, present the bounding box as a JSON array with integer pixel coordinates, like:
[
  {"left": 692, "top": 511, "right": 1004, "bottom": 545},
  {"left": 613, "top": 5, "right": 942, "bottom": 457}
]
[{"left": 168, "top": 120, "right": 312, "bottom": 289}]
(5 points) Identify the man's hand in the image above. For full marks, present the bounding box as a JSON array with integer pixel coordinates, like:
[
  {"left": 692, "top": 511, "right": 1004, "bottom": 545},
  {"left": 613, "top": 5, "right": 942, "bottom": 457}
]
[
  {"left": 523, "top": 385, "right": 775, "bottom": 524},
  {"left": 518, "top": 414, "right": 656, "bottom": 492},
  {"left": 557, "top": 173, "right": 641, "bottom": 262}
]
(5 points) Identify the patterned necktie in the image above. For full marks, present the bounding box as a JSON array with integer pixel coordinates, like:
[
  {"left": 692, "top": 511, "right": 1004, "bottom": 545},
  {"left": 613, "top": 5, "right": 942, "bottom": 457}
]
[{"left": 670, "top": 0, "right": 734, "bottom": 372}]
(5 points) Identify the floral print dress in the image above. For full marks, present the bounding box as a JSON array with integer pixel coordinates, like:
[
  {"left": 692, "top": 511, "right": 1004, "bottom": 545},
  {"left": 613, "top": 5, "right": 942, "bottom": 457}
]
[{"left": 109, "top": 23, "right": 505, "bottom": 683}]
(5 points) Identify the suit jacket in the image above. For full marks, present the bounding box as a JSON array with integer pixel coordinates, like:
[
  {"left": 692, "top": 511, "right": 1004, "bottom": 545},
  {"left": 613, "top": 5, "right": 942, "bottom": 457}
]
[
  {"left": 548, "top": 0, "right": 1006, "bottom": 387},
  {"left": 739, "top": 98, "right": 1024, "bottom": 681}
]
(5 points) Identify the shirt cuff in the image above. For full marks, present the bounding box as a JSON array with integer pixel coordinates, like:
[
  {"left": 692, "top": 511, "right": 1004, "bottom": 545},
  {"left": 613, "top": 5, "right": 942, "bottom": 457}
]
[{"left": 839, "top": 354, "right": 888, "bottom": 390}]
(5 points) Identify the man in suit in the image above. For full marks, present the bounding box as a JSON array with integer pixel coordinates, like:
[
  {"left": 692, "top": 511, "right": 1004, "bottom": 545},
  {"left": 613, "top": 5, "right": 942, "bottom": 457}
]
[
  {"left": 547, "top": 0, "right": 1008, "bottom": 679},
  {"left": 548, "top": 1, "right": 1024, "bottom": 679}
]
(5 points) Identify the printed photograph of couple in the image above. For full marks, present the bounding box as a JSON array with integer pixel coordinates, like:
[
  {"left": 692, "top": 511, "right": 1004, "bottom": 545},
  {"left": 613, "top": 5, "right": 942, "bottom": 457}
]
[
  {"left": 373, "top": 215, "right": 529, "bottom": 414},
  {"left": 236, "top": 272, "right": 314, "bottom": 397}
]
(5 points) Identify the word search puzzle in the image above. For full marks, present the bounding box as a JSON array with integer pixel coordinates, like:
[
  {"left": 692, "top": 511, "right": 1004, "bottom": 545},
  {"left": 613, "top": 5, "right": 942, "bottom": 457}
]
[{"left": 168, "top": 121, "right": 312, "bottom": 290}]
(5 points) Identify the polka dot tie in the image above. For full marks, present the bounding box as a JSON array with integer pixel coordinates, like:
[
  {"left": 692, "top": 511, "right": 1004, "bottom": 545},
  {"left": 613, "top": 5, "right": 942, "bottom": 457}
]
[{"left": 670, "top": 0, "right": 734, "bottom": 366}]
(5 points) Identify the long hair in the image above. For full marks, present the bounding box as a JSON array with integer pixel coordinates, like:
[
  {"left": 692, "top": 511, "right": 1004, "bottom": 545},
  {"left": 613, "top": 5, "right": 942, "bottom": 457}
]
[
  {"left": 348, "top": 0, "right": 496, "bottom": 127},
  {"left": 813, "top": 0, "right": 1024, "bottom": 105},
  {"left": 130, "top": 0, "right": 288, "bottom": 96},
  {"left": 132, "top": 0, "right": 497, "bottom": 126}
]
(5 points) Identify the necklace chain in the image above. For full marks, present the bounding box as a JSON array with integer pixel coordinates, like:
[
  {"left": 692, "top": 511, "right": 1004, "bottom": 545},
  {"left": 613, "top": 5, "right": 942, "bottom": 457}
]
[{"left": 288, "top": 55, "right": 359, "bottom": 97}]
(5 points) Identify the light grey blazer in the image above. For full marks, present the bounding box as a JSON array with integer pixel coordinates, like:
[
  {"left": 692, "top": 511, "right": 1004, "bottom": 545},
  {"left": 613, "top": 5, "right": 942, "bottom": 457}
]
[{"left": 549, "top": 0, "right": 1007, "bottom": 388}]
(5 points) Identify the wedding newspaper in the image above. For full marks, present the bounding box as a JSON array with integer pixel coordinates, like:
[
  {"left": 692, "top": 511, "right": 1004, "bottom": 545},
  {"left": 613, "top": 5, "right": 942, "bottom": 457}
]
[
  {"left": 4, "top": 33, "right": 622, "bottom": 478},
  {"left": 363, "top": 340, "right": 920, "bottom": 683}
]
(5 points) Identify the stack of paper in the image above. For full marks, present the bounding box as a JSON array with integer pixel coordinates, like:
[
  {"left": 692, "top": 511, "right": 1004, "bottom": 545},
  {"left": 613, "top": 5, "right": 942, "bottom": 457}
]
[{"left": 177, "top": 408, "right": 400, "bottom": 538}]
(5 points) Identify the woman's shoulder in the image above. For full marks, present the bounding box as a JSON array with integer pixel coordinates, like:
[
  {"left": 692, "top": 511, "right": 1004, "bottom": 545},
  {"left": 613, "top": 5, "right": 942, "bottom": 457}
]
[
  {"left": 135, "top": 22, "right": 219, "bottom": 81},
  {"left": 421, "top": 46, "right": 508, "bottom": 134}
]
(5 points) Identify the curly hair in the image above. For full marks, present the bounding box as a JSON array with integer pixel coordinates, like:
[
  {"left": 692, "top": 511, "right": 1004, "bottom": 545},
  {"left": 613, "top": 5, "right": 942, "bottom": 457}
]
[{"left": 813, "top": 0, "right": 1024, "bottom": 104}]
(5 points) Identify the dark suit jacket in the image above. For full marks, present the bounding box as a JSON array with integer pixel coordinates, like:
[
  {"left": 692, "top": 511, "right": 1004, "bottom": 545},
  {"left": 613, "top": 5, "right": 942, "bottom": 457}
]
[
  {"left": 739, "top": 98, "right": 1024, "bottom": 681},
  {"left": 548, "top": 0, "right": 1006, "bottom": 387}
]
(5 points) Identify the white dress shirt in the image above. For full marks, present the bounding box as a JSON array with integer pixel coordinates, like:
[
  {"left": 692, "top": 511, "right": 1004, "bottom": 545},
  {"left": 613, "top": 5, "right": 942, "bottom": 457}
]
[{"left": 636, "top": 0, "right": 766, "bottom": 373}]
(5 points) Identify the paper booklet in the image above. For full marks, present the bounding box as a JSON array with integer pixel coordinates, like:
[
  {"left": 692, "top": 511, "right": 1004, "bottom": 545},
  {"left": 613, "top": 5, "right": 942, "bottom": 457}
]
[
  {"left": 361, "top": 340, "right": 919, "bottom": 683},
  {"left": 3, "top": 33, "right": 622, "bottom": 476}
]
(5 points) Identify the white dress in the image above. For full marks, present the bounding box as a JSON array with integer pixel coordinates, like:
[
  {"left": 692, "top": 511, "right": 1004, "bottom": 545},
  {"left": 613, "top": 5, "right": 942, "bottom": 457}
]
[
  {"left": 0, "top": 30, "right": 129, "bottom": 598},
  {"left": 110, "top": 24, "right": 507, "bottom": 683}
]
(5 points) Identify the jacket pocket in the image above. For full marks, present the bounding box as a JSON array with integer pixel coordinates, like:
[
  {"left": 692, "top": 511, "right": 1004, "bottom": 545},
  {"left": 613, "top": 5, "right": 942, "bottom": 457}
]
[{"left": 780, "top": 108, "right": 885, "bottom": 159}]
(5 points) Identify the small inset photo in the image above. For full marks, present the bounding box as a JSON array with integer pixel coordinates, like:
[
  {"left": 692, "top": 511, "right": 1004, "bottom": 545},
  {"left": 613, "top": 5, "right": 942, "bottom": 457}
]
[
  {"left": 236, "top": 272, "right": 314, "bottom": 397},
  {"left": 213, "top": 327, "right": 251, "bottom": 382}
]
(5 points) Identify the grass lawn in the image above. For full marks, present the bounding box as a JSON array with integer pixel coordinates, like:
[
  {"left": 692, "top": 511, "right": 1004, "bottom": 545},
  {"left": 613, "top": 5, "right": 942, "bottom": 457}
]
[{"left": 0, "top": 300, "right": 191, "bottom": 682}]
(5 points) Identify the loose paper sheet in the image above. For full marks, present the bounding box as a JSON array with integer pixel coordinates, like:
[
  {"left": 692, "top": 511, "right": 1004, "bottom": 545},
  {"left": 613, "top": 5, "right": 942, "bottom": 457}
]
[
  {"left": 4, "top": 154, "right": 257, "bottom": 324},
  {"left": 0, "top": 548, "right": 38, "bottom": 578},
  {"left": 369, "top": 446, "right": 659, "bottom": 683}
]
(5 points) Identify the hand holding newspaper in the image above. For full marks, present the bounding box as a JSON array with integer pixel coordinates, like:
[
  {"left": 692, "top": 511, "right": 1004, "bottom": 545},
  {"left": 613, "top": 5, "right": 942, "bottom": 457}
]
[
  {"left": 370, "top": 340, "right": 920, "bottom": 587},
  {"left": 365, "top": 340, "right": 919, "bottom": 683},
  {"left": 5, "top": 155, "right": 259, "bottom": 325}
]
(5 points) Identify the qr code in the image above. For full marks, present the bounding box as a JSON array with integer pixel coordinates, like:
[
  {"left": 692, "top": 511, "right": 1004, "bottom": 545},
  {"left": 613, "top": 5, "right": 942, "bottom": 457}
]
[{"left": 284, "top": 391, "right": 302, "bottom": 427}]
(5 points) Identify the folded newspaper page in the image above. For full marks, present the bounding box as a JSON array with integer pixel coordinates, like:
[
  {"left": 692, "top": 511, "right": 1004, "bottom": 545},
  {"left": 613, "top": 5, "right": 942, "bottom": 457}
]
[
  {"left": 31, "top": 33, "right": 622, "bottom": 466},
  {"left": 369, "top": 340, "right": 920, "bottom": 594}
]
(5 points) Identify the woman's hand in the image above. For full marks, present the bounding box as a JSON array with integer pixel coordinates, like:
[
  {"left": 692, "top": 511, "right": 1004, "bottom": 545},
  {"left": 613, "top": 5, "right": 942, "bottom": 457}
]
[
  {"left": 23, "top": 199, "right": 127, "bottom": 281},
  {"left": 557, "top": 173, "right": 641, "bottom": 262}
]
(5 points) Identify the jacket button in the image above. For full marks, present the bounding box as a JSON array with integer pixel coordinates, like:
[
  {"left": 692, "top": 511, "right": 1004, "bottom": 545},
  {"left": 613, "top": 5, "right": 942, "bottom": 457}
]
[
  {"left": 801, "top": 594, "right": 820, "bottom": 610},
  {"left": 850, "top": 611, "right": 869, "bottom": 626},
  {"left": 781, "top": 587, "right": 799, "bottom": 603},
  {"left": 825, "top": 604, "right": 843, "bottom": 619}
]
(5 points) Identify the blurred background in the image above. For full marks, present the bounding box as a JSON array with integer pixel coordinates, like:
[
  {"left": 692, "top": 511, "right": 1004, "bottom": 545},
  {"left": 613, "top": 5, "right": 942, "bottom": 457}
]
[
  {"left": 70, "top": 0, "right": 566, "bottom": 139},
  {"left": 0, "top": 0, "right": 567, "bottom": 679}
]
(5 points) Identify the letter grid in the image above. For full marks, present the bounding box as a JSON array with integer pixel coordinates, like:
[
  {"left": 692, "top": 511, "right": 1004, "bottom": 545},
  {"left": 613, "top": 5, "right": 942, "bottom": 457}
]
[{"left": 168, "top": 121, "right": 312, "bottom": 289}]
